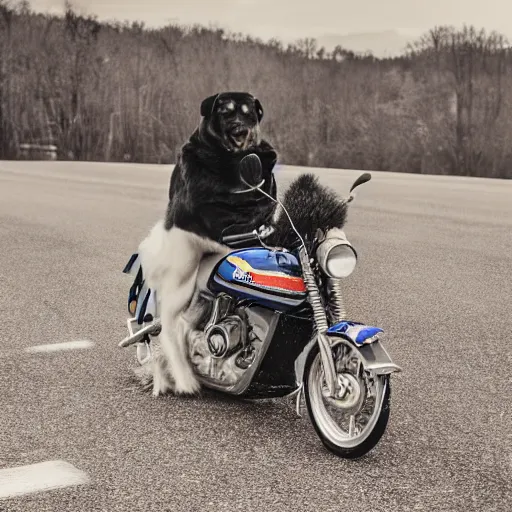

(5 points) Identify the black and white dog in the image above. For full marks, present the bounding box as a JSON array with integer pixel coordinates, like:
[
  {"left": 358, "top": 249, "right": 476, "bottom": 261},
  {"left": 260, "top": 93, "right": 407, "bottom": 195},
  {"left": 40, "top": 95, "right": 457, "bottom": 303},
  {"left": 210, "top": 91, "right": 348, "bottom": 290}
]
[{"left": 137, "top": 92, "right": 279, "bottom": 396}]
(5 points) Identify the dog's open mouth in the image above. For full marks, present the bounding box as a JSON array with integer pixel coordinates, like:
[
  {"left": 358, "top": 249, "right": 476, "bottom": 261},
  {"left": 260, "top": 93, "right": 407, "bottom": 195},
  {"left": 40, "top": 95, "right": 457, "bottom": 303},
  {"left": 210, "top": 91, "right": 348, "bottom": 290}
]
[{"left": 229, "top": 126, "right": 250, "bottom": 147}]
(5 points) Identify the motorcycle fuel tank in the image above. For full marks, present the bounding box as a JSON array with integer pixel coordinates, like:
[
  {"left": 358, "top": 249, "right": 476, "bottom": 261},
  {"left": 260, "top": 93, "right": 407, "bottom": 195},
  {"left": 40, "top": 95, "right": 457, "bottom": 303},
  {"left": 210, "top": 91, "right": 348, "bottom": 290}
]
[{"left": 209, "top": 248, "right": 308, "bottom": 311}]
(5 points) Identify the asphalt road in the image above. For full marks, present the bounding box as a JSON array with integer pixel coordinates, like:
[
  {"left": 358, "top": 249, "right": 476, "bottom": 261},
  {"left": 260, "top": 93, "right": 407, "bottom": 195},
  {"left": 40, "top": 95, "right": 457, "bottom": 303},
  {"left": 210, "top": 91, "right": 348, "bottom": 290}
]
[{"left": 0, "top": 161, "right": 511, "bottom": 511}]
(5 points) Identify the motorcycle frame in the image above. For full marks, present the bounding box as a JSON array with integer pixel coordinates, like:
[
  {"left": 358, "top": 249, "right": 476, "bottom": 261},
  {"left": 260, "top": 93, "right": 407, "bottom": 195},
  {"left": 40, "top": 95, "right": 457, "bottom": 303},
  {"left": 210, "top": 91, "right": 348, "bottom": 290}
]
[{"left": 119, "top": 238, "right": 401, "bottom": 402}]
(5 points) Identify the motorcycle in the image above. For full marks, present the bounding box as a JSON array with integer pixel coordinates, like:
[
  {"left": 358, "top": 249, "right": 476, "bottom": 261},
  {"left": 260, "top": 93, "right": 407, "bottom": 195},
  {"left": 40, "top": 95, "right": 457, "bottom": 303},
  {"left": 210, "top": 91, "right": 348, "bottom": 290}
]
[{"left": 119, "top": 154, "right": 401, "bottom": 459}]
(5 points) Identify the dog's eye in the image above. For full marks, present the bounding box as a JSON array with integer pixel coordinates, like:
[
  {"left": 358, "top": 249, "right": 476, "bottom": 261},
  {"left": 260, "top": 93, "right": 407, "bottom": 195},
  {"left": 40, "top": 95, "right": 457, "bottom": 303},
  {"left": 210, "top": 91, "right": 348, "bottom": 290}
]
[
  {"left": 221, "top": 101, "right": 235, "bottom": 113},
  {"left": 241, "top": 104, "right": 249, "bottom": 114}
]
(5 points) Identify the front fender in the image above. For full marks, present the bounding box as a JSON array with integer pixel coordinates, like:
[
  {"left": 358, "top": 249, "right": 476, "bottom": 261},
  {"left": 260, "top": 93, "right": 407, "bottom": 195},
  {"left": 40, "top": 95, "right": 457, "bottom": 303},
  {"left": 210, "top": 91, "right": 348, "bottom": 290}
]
[
  {"left": 327, "top": 320, "right": 401, "bottom": 376},
  {"left": 327, "top": 320, "right": 382, "bottom": 346}
]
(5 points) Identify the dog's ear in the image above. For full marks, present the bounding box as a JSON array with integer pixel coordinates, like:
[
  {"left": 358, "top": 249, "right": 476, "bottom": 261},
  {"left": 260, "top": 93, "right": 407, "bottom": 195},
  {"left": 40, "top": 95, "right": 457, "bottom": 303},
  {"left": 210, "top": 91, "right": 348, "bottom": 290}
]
[
  {"left": 255, "top": 98, "right": 264, "bottom": 122},
  {"left": 201, "top": 94, "right": 219, "bottom": 117}
]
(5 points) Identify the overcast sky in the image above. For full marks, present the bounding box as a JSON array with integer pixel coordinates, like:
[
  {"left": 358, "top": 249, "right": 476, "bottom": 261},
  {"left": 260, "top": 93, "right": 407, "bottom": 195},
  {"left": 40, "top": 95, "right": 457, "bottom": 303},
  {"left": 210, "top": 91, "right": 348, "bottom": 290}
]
[{"left": 29, "top": 0, "right": 512, "bottom": 44}]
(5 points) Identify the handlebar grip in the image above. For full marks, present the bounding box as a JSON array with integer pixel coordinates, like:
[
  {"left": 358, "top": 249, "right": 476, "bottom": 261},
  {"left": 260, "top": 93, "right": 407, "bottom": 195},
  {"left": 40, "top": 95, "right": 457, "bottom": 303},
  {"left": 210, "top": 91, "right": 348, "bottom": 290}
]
[{"left": 221, "top": 231, "right": 257, "bottom": 244}]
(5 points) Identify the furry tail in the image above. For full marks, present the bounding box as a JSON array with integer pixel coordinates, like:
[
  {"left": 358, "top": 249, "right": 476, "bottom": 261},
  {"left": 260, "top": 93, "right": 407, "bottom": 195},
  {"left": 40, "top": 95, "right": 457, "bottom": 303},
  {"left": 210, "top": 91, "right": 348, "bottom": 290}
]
[{"left": 268, "top": 173, "right": 348, "bottom": 250}]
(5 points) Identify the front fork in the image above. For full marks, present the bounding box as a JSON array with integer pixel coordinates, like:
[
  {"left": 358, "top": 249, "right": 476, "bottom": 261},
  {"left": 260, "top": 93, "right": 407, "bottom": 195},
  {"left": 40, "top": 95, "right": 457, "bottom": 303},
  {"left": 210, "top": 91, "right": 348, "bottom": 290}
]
[
  {"left": 297, "top": 246, "right": 339, "bottom": 397},
  {"left": 297, "top": 246, "right": 401, "bottom": 405},
  {"left": 294, "top": 330, "right": 338, "bottom": 418}
]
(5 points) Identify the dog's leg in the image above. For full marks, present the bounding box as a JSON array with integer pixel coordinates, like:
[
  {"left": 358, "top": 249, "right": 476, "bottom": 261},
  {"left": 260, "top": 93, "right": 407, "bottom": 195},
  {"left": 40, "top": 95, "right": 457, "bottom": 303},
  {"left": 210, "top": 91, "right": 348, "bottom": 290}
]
[
  {"left": 137, "top": 222, "right": 195, "bottom": 396},
  {"left": 151, "top": 357, "right": 165, "bottom": 397},
  {"left": 151, "top": 348, "right": 174, "bottom": 397},
  {"left": 148, "top": 226, "right": 204, "bottom": 396},
  {"left": 157, "top": 268, "right": 201, "bottom": 396},
  {"left": 138, "top": 222, "right": 228, "bottom": 397}
]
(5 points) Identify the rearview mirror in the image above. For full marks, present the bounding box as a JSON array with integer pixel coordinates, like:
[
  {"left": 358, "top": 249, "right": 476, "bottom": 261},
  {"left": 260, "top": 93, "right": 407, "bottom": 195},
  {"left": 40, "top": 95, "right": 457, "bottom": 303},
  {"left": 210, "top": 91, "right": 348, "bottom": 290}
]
[
  {"left": 347, "top": 172, "right": 372, "bottom": 203},
  {"left": 238, "top": 153, "right": 264, "bottom": 190}
]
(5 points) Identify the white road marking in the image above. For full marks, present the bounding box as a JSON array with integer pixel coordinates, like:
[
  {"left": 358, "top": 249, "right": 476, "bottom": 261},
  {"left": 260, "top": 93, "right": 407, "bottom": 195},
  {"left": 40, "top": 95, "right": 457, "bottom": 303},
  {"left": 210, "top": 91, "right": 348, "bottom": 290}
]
[
  {"left": 25, "top": 340, "right": 95, "bottom": 354},
  {"left": 0, "top": 460, "right": 90, "bottom": 500}
]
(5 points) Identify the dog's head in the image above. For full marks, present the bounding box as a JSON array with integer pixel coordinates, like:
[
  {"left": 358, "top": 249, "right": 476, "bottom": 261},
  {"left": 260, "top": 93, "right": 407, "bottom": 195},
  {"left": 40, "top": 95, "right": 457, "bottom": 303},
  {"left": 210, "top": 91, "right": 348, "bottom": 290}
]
[{"left": 199, "top": 91, "right": 264, "bottom": 152}]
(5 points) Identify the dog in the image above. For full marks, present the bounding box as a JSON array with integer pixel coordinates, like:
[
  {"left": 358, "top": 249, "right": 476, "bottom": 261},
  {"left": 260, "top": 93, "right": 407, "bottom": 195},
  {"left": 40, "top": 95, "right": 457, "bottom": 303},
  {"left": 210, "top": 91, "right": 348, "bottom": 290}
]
[{"left": 137, "top": 92, "right": 279, "bottom": 396}]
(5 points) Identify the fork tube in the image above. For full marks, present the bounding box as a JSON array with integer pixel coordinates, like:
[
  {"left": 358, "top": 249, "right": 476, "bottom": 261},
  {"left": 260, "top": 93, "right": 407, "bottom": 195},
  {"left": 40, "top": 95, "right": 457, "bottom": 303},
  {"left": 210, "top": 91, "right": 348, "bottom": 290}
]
[{"left": 298, "top": 246, "right": 337, "bottom": 395}]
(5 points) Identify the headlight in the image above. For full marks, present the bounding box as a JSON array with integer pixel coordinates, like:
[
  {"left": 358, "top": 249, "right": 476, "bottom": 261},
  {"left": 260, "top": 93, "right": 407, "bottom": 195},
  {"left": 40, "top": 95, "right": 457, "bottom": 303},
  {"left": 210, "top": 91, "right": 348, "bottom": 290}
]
[{"left": 316, "top": 229, "right": 358, "bottom": 278}]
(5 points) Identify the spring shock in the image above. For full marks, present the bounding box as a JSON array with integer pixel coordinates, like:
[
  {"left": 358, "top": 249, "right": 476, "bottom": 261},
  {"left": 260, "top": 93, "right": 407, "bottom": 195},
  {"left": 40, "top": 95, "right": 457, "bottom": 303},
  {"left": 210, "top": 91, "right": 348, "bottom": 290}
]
[
  {"left": 327, "top": 278, "right": 347, "bottom": 323},
  {"left": 298, "top": 247, "right": 328, "bottom": 333}
]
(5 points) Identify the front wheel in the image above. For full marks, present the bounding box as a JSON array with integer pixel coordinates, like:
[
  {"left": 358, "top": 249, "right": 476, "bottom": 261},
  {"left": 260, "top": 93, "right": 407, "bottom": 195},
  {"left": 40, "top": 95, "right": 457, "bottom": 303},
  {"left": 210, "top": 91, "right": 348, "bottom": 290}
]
[{"left": 303, "top": 339, "right": 391, "bottom": 459}]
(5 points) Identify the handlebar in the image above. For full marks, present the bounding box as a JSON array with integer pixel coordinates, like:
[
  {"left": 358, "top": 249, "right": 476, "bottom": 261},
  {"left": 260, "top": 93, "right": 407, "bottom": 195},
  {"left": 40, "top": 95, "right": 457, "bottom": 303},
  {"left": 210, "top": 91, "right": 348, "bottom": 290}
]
[
  {"left": 221, "top": 225, "right": 275, "bottom": 245},
  {"left": 222, "top": 231, "right": 259, "bottom": 244}
]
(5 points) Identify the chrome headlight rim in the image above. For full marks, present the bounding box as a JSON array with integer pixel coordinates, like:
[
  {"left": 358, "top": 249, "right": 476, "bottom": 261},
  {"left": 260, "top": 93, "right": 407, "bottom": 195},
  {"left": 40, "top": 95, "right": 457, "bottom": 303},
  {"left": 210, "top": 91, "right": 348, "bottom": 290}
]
[{"left": 316, "top": 234, "right": 358, "bottom": 279}]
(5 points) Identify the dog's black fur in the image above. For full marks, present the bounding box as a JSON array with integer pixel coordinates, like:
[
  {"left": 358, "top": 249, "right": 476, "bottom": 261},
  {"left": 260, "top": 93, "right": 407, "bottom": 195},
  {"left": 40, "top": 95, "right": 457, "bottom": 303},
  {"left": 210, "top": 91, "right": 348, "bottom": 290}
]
[{"left": 164, "top": 92, "right": 279, "bottom": 243}]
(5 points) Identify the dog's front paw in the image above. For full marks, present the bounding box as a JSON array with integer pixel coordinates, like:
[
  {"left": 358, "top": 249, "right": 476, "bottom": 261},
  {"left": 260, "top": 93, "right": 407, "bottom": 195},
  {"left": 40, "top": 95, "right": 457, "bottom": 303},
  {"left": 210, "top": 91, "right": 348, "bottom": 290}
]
[
  {"left": 152, "top": 379, "right": 174, "bottom": 397},
  {"left": 152, "top": 362, "right": 173, "bottom": 397},
  {"left": 173, "top": 373, "right": 201, "bottom": 396},
  {"left": 152, "top": 379, "right": 166, "bottom": 397}
]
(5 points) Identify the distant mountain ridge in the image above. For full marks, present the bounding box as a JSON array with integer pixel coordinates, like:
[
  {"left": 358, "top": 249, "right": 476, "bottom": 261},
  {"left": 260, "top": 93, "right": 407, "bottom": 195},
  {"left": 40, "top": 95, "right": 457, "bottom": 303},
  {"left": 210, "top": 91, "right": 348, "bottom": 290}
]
[{"left": 316, "top": 30, "right": 415, "bottom": 58}]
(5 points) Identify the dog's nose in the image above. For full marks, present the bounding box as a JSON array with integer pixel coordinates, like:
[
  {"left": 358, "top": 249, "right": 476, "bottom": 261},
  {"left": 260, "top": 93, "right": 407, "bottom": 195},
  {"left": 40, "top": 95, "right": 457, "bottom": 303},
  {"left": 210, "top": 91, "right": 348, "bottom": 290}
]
[{"left": 231, "top": 119, "right": 244, "bottom": 128}]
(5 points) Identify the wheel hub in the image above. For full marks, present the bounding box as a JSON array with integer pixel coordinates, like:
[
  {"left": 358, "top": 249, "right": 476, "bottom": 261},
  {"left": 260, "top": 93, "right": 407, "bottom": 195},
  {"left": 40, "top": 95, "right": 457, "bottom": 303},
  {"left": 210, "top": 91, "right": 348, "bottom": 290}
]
[{"left": 322, "top": 373, "right": 362, "bottom": 409}]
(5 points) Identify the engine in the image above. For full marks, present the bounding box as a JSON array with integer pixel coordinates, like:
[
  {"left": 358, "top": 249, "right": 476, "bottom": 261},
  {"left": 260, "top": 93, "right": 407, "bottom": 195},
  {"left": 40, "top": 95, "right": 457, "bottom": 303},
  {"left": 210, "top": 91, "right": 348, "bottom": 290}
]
[
  {"left": 188, "top": 293, "right": 264, "bottom": 388},
  {"left": 206, "top": 315, "right": 246, "bottom": 359}
]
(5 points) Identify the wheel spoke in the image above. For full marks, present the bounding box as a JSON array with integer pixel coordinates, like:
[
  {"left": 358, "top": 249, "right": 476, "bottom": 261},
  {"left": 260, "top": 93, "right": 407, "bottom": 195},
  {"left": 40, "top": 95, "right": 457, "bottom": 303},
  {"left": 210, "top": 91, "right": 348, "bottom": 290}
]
[{"left": 349, "top": 415, "right": 356, "bottom": 437}]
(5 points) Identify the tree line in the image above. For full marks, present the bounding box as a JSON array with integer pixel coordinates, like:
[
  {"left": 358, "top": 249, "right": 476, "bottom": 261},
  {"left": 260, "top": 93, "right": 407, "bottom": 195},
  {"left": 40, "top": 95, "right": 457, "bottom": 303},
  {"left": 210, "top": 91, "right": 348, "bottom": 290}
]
[{"left": 1, "top": 1, "right": 511, "bottom": 178}]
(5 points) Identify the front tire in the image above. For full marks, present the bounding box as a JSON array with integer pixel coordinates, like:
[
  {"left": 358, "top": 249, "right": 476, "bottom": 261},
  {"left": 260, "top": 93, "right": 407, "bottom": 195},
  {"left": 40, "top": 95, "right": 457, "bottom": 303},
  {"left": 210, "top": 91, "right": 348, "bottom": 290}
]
[{"left": 303, "top": 341, "right": 391, "bottom": 459}]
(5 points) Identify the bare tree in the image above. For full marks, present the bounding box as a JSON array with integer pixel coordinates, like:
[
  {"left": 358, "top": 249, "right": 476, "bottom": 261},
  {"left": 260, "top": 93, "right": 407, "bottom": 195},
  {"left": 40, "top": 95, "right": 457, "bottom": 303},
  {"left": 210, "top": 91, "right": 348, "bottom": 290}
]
[
  {"left": 3, "top": 7, "right": 511, "bottom": 178},
  {"left": 410, "top": 25, "right": 509, "bottom": 176}
]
